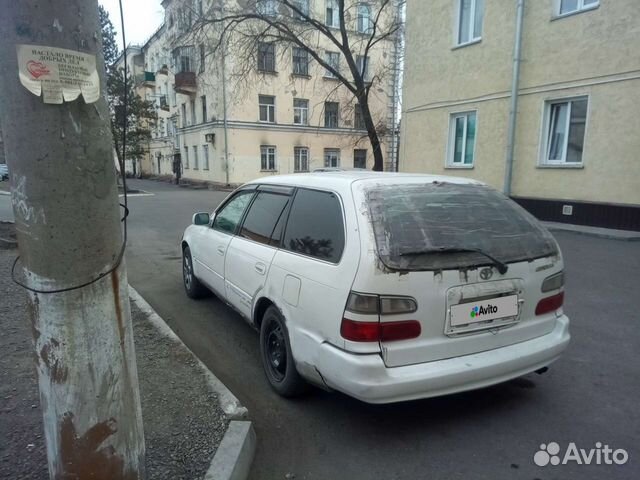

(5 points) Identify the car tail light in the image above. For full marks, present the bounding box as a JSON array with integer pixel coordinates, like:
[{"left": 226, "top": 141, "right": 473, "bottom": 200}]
[
  {"left": 340, "top": 319, "right": 421, "bottom": 342},
  {"left": 342, "top": 291, "right": 420, "bottom": 342},
  {"left": 541, "top": 271, "right": 564, "bottom": 292},
  {"left": 535, "top": 291, "right": 564, "bottom": 315},
  {"left": 380, "top": 321, "right": 421, "bottom": 341},
  {"left": 340, "top": 319, "right": 380, "bottom": 342}
]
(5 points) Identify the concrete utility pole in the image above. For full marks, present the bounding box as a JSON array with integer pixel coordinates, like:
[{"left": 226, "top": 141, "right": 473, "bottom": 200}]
[{"left": 0, "top": 1, "right": 146, "bottom": 479}]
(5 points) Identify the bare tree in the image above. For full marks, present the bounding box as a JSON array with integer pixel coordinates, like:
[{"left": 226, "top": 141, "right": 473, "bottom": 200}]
[{"left": 183, "top": 0, "right": 403, "bottom": 171}]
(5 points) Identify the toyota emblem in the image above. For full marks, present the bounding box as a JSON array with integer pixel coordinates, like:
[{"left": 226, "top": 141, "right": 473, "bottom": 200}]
[{"left": 479, "top": 268, "right": 493, "bottom": 280}]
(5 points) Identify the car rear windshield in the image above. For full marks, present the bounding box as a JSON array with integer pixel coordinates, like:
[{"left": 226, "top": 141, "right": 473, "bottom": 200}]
[{"left": 365, "top": 182, "right": 558, "bottom": 271}]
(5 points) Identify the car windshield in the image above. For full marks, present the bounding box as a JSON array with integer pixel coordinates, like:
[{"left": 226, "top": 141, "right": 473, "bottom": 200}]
[{"left": 365, "top": 182, "right": 558, "bottom": 271}]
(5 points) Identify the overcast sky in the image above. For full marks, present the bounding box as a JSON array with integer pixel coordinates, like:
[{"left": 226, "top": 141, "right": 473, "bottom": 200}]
[{"left": 100, "top": 0, "right": 165, "bottom": 49}]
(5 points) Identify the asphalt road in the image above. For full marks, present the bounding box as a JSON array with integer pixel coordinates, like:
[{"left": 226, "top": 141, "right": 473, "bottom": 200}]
[{"left": 2, "top": 179, "right": 639, "bottom": 479}]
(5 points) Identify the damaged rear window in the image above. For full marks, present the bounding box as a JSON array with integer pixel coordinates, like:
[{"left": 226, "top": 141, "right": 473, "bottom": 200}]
[{"left": 365, "top": 182, "right": 558, "bottom": 271}]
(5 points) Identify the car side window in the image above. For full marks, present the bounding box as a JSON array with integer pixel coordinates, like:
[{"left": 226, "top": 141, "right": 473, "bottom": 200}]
[
  {"left": 283, "top": 188, "right": 345, "bottom": 263},
  {"left": 212, "top": 191, "right": 254, "bottom": 234},
  {"left": 239, "top": 192, "right": 291, "bottom": 246}
]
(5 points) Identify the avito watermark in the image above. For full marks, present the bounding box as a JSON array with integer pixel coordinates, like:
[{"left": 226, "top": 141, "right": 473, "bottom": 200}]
[{"left": 534, "top": 442, "right": 629, "bottom": 467}]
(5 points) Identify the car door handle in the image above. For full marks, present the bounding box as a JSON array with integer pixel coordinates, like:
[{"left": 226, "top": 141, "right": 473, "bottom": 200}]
[
  {"left": 217, "top": 246, "right": 225, "bottom": 256},
  {"left": 255, "top": 262, "right": 266, "bottom": 275}
]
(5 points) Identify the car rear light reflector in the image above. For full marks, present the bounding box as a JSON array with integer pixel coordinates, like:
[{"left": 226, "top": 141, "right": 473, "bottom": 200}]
[
  {"left": 346, "top": 292, "right": 418, "bottom": 315},
  {"left": 345, "top": 292, "right": 379, "bottom": 314},
  {"left": 340, "top": 319, "right": 380, "bottom": 342},
  {"left": 541, "top": 271, "right": 564, "bottom": 293},
  {"left": 380, "top": 296, "right": 418, "bottom": 315},
  {"left": 380, "top": 320, "right": 421, "bottom": 342},
  {"left": 535, "top": 291, "right": 564, "bottom": 316}
]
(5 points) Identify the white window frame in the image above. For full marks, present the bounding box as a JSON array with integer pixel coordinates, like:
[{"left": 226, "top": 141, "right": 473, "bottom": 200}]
[
  {"left": 357, "top": 3, "right": 373, "bottom": 34},
  {"left": 259, "top": 95, "right": 276, "bottom": 123},
  {"left": 556, "top": 0, "right": 599, "bottom": 16},
  {"left": 324, "top": 102, "right": 339, "bottom": 128},
  {"left": 184, "top": 146, "right": 190, "bottom": 169},
  {"left": 325, "top": 51, "right": 340, "bottom": 78},
  {"left": 202, "top": 144, "right": 209, "bottom": 170},
  {"left": 261, "top": 145, "right": 277, "bottom": 171},
  {"left": 257, "top": 42, "right": 276, "bottom": 72},
  {"left": 456, "top": 0, "right": 483, "bottom": 46},
  {"left": 293, "top": 98, "right": 309, "bottom": 125},
  {"left": 446, "top": 110, "right": 477, "bottom": 168},
  {"left": 354, "top": 149, "right": 367, "bottom": 169},
  {"left": 292, "top": 47, "right": 309, "bottom": 76},
  {"left": 192, "top": 145, "right": 199, "bottom": 170},
  {"left": 539, "top": 96, "right": 589, "bottom": 166},
  {"left": 326, "top": 0, "right": 339, "bottom": 27},
  {"left": 324, "top": 148, "right": 341, "bottom": 168},
  {"left": 294, "top": 147, "right": 309, "bottom": 172}
]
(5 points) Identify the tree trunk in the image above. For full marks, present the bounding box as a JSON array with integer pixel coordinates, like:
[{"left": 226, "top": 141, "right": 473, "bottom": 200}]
[{"left": 359, "top": 94, "right": 384, "bottom": 171}]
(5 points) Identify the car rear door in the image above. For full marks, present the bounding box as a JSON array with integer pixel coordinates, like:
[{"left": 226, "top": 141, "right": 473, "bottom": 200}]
[
  {"left": 224, "top": 185, "right": 293, "bottom": 319},
  {"left": 193, "top": 188, "right": 255, "bottom": 296},
  {"left": 353, "top": 180, "right": 563, "bottom": 367}
]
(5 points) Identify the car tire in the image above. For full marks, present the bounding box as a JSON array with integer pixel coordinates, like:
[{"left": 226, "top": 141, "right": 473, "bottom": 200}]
[
  {"left": 260, "top": 305, "right": 307, "bottom": 397},
  {"left": 182, "top": 246, "right": 209, "bottom": 299}
]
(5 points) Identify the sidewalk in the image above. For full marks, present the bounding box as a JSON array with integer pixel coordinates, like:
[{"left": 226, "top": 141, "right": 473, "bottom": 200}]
[{"left": 0, "top": 247, "right": 234, "bottom": 480}]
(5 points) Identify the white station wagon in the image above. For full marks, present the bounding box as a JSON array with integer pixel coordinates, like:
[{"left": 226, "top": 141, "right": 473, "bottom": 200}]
[{"left": 181, "top": 172, "right": 570, "bottom": 403}]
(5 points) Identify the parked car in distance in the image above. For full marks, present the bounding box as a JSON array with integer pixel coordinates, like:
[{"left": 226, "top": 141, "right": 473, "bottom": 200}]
[
  {"left": 181, "top": 172, "right": 570, "bottom": 403},
  {"left": 0, "top": 164, "right": 8, "bottom": 181}
]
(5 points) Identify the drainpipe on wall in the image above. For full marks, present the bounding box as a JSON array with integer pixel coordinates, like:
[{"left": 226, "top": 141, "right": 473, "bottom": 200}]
[
  {"left": 221, "top": 30, "right": 230, "bottom": 186},
  {"left": 503, "top": 0, "right": 525, "bottom": 196}
]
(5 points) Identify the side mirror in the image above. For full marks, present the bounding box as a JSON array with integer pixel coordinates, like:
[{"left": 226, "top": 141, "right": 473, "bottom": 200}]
[{"left": 192, "top": 212, "right": 210, "bottom": 226}]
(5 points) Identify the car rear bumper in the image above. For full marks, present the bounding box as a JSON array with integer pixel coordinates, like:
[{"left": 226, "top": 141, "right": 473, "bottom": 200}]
[{"left": 316, "top": 315, "right": 570, "bottom": 404}]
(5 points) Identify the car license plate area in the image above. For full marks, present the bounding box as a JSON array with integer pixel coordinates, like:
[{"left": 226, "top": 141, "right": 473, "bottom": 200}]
[{"left": 447, "top": 293, "right": 520, "bottom": 335}]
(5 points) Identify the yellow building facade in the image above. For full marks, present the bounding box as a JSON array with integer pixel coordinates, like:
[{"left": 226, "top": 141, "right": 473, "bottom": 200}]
[{"left": 401, "top": 0, "right": 640, "bottom": 230}]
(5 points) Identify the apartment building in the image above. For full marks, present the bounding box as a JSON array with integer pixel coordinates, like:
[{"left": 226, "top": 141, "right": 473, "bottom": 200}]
[
  {"left": 401, "top": 0, "right": 640, "bottom": 230},
  {"left": 126, "top": 0, "right": 399, "bottom": 184}
]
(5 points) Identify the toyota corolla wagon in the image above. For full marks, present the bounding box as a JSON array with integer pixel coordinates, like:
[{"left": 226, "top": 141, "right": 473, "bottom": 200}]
[{"left": 181, "top": 172, "right": 570, "bottom": 404}]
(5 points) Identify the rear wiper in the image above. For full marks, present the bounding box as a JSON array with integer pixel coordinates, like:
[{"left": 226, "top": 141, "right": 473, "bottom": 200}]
[{"left": 399, "top": 247, "right": 509, "bottom": 275}]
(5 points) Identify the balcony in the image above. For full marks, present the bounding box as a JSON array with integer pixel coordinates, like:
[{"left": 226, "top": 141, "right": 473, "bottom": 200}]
[
  {"left": 174, "top": 71, "right": 197, "bottom": 95},
  {"left": 136, "top": 71, "right": 156, "bottom": 87}
]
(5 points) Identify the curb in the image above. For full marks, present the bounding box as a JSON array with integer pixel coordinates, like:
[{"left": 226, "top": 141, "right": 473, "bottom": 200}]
[
  {"left": 128, "top": 286, "right": 248, "bottom": 420},
  {"left": 543, "top": 222, "right": 640, "bottom": 242},
  {"left": 128, "top": 286, "right": 255, "bottom": 480},
  {"left": 204, "top": 421, "right": 256, "bottom": 480},
  {"left": 118, "top": 192, "right": 155, "bottom": 197}
]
